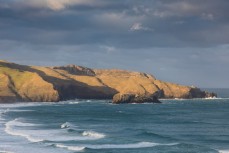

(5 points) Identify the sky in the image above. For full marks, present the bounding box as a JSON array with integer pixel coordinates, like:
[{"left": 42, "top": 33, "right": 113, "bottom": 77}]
[{"left": 0, "top": 0, "right": 228, "bottom": 88}]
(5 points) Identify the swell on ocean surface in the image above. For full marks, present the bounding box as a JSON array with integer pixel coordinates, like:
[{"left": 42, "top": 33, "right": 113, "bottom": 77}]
[
  {"left": 1, "top": 89, "right": 229, "bottom": 153},
  {"left": 4, "top": 117, "right": 106, "bottom": 144}
]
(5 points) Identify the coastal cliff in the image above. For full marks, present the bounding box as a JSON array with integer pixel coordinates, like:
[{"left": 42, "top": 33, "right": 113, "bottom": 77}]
[{"left": 0, "top": 60, "right": 216, "bottom": 103}]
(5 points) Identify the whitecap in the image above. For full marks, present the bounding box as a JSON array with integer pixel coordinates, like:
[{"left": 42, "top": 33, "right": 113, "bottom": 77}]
[
  {"left": 68, "top": 102, "right": 79, "bottom": 104},
  {"left": 58, "top": 101, "right": 79, "bottom": 105},
  {"left": 0, "top": 102, "right": 56, "bottom": 109},
  {"left": 85, "top": 142, "right": 178, "bottom": 149},
  {"left": 6, "top": 109, "right": 34, "bottom": 112},
  {"left": 60, "top": 122, "right": 70, "bottom": 129},
  {"left": 219, "top": 150, "right": 229, "bottom": 153},
  {"left": 55, "top": 144, "right": 85, "bottom": 151},
  {"left": 205, "top": 97, "right": 217, "bottom": 99},
  {"left": 5, "top": 119, "right": 105, "bottom": 142},
  {"left": 82, "top": 131, "right": 105, "bottom": 139},
  {"left": 55, "top": 142, "right": 178, "bottom": 151}
]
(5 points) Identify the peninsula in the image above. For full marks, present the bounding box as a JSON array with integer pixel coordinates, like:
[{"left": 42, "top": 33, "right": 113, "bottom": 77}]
[{"left": 0, "top": 60, "right": 216, "bottom": 103}]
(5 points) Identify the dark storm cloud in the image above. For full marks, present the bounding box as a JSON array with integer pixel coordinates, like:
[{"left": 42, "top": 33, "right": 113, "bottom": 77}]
[
  {"left": 0, "top": 0, "right": 229, "bottom": 87},
  {"left": 0, "top": 1, "right": 228, "bottom": 47},
  {"left": 1, "top": 0, "right": 229, "bottom": 47}
]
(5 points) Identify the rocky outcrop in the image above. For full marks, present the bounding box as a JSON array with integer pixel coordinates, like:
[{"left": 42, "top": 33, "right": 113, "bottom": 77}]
[
  {"left": 0, "top": 60, "right": 217, "bottom": 103},
  {"left": 53, "top": 65, "right": 95, "bottom": 76},
  {"left": 204, "top": 92, "right": 217, "bottom": 98},
  {"left": 112, "top": 93, "right": 161, "bottom": 104},
  {"left": 189, "top": 88, "right": 217, "bottom": 98}
]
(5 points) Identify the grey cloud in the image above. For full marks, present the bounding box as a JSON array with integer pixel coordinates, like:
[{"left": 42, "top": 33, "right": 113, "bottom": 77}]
[
  {"left": 0, "top": 0, "right": 107, "bottom": 10},
  {"left": 1, "top": 0, "right": 229, "bottom": 48},
  {"left": 0, "top": 0, "right": 229, "bottom": 87}
]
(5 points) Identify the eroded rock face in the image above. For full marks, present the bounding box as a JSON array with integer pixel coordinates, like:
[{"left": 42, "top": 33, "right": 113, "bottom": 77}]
[
  {"left": 204, "top": 91, "right": 217, "bottom": 98},
  {"left": 189, "top": 88, "right": 217, "bottom": 99},
  {"left": 112, "top": 93, "right": 161, "bottom": 104},
  {"left": 53, "top": 65, "right": 95, "bottom": 76},
  {"left": 0, "top": 60, "right": 217, "bottom": 103}
]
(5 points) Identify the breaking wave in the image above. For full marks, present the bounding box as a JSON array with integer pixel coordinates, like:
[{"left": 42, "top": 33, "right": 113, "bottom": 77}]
[
  {"left": 55, "top": 142, "right": 179, "bottom": 151},
  {"left": 218, "top": 150, "right": 229, "bottom": 153},
  {"left": 60, "top": 122, "right": 71, "bottom": 129},
  {"left": 5, "top": 118, "right": 106, "bottom": 144},
  {"left": 4, "top": 119, "right": 43, "bottom": 142},
  {"left": 55, "top": 144, "right": 86, "bottom": 151},
  {"left": 82, "top": 131, "right": 105, "bottom": 139}
]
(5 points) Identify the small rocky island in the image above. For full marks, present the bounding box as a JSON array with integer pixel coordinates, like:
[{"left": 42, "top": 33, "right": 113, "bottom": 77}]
[
  {"left": 0, "top": 60, "right": 216, "bottom": 103},
  {"left": 112, "top": 93, "right": 162, "bottom": 104}
]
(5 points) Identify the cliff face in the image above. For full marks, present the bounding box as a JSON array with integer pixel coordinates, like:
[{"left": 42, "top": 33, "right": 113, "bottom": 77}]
[
  {"left": 0, "top": 60, "right": 216, "bottom": 103},
  {"left": 0, "top": 61, "right": 59, "bottom": 102}
]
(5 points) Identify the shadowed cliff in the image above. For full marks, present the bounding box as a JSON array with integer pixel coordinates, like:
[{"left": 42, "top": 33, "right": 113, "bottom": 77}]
[{"left": 0, "top": 60, "right": 216, "bottom": 103}]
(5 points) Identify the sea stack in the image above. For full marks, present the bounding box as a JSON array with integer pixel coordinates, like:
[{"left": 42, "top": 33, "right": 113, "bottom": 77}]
[{"left": 112, "top": 93, "right": 161, "bottom": 104}]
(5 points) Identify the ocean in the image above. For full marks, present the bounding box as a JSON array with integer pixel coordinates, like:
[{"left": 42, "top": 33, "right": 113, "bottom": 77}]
[{"left": 0, "top": 89, "right": 229, "bottom": 153}]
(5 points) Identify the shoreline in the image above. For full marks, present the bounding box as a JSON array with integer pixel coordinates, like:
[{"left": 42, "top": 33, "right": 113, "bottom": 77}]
[{"left": 1, "top": 97, "right": 229, "bottom": 105}]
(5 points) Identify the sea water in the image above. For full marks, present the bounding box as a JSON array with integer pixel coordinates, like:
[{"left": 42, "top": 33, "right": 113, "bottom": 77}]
[{"left": 0, "top": 89, "right": 229, "bottom": 153}]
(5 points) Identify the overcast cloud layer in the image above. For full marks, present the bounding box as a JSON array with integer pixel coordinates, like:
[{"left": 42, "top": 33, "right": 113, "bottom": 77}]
[{"left": 0, "top": 0, "right": 229, "bottom": 88}]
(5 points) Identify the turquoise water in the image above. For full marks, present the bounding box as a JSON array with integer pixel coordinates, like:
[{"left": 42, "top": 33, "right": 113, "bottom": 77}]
[{"left": 0, "top": 89, "right": 229, "bottom": 153}]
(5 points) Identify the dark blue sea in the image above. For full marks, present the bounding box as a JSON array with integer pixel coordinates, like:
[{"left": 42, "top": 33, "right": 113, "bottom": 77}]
[{"left": 0, "top": 89, "right": 229, "bottom": 153}]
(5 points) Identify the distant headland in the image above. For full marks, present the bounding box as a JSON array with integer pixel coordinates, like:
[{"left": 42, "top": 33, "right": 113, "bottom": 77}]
[{"left": 0, "top": 60, "right": 216, "bottom": 103}]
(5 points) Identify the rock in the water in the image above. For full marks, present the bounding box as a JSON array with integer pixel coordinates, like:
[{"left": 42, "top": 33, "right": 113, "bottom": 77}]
[
  {"left": 205, "top": 92, "right": 217, "bottom": 98},
  {"left": 112, "top": 93, "right": 161, "bottom": 104},
  {"left": 189, "top": 87, "right": 217, "bottom": 98}
]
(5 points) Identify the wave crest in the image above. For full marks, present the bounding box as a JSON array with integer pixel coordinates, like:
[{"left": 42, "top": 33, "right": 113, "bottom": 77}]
[
  {"left": 82, "top": 131, "right": 105, "bottom": 139},
  {"left": 5, "top": 119, "right": 43, "bottom": 142},
  {"left": 55, "top": 144, "right": 85, "bottom": 151},
  {"left": 60, "top": 122, "right": 71, "bottom": 129},
  {"left": 54, "top": 142, "right": 178, "bottom": 151},
  {"left": 219, "top": 150, "right": 229, "bottom": 153}
]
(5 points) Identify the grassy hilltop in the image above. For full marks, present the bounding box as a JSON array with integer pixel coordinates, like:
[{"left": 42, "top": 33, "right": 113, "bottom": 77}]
[{"left": 0, "top": 60, "right": 215, "bottom": 103}]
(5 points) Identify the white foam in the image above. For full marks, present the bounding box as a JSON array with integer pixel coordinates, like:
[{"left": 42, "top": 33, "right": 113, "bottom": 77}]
[
  {"left": 161, "top": 97, "right": 229, "bottom": 101},
  {"left": 205, "top": 97, "right": 217, "bottom": 99},
  {"left": 0, "top": 102, "right": 56, "bottom": 109},
  {"left": 5, "top": 119, "right": 43, "bottom": 142},
  {"left": 68, "top": 102, "right": 79, "bottom": 104},
  {"left": 55, "top": 142, "right": 178, "bottom": 151},
  {"left": 5, "top": 118, "right": 105, "bottom": 143},
  {"left": 60, "top": 122, "right": 70, "bottom": 129},
  {"left": 58, "top": 101, "right": 79, "bottom": 105},
  {"left": 219, "top": 150, "right": 229, "bottom": 153},
  {"left": 82, "top": 131, "right": 105, "bottom": 139},
  {"left": 55, "top": 144, "right": 85, "bottom": 151},
  {"left": 7, "top": 109, "right": 34, "bottom": 112},
  {"left": 85, "top": 142, "right": 178, "bottom": 149}
]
